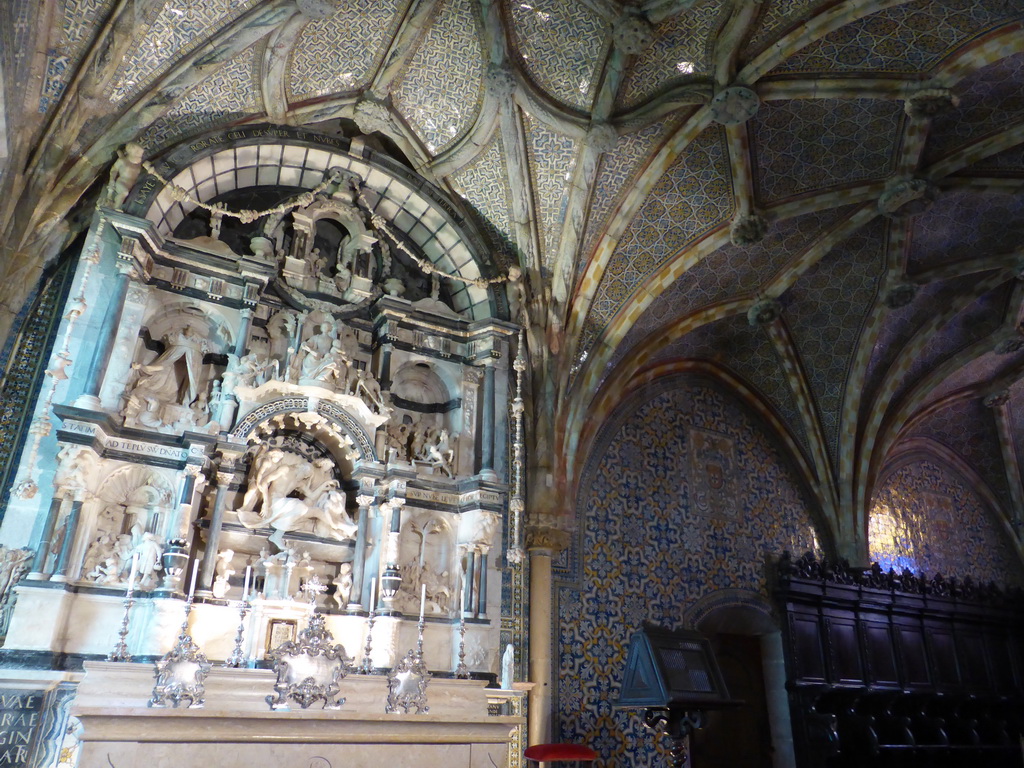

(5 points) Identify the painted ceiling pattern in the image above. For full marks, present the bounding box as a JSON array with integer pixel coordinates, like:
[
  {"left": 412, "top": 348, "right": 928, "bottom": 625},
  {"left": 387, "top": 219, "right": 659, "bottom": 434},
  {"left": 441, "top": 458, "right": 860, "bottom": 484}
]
[
  {"left": 507, "top": 0, "right": 607, "bottom": 112},
  {"left": 288, "top": 0, "right": 401, "bottom": 101},
  {"left": 3, "top": 0, "right": 1024, "bottom": 563}
]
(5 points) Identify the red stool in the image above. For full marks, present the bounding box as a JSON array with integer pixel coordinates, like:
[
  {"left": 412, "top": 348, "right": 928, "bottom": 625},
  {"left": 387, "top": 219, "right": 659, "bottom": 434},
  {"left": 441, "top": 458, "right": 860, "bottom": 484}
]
[{"left": 524, "top": 743, "right": 597, "bottom": 766}]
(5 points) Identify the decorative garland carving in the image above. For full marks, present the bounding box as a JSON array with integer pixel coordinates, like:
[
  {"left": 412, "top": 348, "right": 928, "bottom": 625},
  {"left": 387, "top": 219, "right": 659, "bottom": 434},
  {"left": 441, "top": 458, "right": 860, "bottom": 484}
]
[{"left": 776, "top": 551, "right": 1021, "bottom": 605}]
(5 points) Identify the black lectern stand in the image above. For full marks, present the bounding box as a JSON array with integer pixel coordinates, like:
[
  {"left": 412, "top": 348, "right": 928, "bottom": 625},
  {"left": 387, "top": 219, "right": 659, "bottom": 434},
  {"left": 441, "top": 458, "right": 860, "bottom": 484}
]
[{"left": 615, "top": 624, "right": 741, "bottom": 767}]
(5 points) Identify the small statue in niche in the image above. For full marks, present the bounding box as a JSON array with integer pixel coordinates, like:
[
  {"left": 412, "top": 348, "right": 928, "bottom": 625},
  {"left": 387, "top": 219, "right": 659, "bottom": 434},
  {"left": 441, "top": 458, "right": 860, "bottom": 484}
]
[
  {"left": 424, "top": 428, "right": 456, "bottom": 478},
  {"left": 213, "top": 549, "right": 235, "bottom": 598},
  {"left": 385, "top": 422, "right": 413, "bottom": 462},
  {"left": 133, "top": 532, "right": 163, "bottom": 591},
  {"left": 331, "top": 562, "right": 353, "bottom": 609},
  {"left": 123, "top": 324, "right": 210, "bottom": 429},
  {"left": 103, "top": 142, "right": 145, "bottom": 210},
  {"left": 501, "top": 644, "right": 514, "bottom": 690},
  {"left": 351, "top": 368, "right": 387, "bottom": 413}
]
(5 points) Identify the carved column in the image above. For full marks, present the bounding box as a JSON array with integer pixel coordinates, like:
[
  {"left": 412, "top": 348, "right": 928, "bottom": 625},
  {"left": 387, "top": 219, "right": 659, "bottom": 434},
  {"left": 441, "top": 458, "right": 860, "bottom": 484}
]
[
  {"left": 74, "top": 262, "right": 135, "bottom": 409},
  {"left": 527, "top": 524, "right": 571, "bottom": 748},
  {"left": 50, "top": 498, "right": 84, "bottom": 582},
  {"left": 27, "top": 495, "right": 67, "bottom": 579},
  {"left": 480, "top": 363, "right": 496, "bottom": 479},
  {"left": 350, "top": 492, "right": 375, "bottom": 610},
  {"left": 198, "top": 470, "right": 233, "bottom": 595},
  {"left": 476, "top": 549, "right": 489, "bottom": 617},
  {"left": 235, "top": 308, "right": 253, "bottom": 357}
]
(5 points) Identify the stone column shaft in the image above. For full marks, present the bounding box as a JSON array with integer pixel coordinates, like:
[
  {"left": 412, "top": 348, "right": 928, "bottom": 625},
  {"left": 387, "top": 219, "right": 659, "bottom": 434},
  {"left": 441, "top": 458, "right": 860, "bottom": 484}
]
[
  {"left": 350, "top": 495, "right": 373, "bottom": 609},
  {"left": 29, "top": 496, "right": 65, "bottom": 577},
  {"left": 528, "top": 548, "right": 555, "bottom": 746},
  {"left": 80, "top": 268, "right": 132, "bottom": 401},
  {"left": 480, "top": 365, "right": 495, "bottom": 473},
  {"left": 198, "top": 474, "right": 232, "bottom": 592},
  {"left": 51, "top": 501, "right": 83, "bottom": 580}
]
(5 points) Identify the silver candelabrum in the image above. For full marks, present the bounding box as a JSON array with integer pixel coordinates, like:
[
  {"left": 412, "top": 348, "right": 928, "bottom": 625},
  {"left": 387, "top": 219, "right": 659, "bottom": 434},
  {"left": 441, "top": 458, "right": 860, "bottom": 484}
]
[
  {"left": 107, "top": 576, "right": 136, "bottom": 662},
  {"left": 454, "top": 611, "right": 470, "bottom": 678},
  {"left": 358, "top": 605, "right": 377, "bottom": 674},
  {"left": 223, "top": 595, "right": 251, "bottom": 668}
]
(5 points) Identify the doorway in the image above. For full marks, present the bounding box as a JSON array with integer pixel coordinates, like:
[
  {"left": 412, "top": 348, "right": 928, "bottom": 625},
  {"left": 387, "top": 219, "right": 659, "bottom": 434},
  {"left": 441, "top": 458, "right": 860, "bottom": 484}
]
[{"left": 692, "top": 632, "right": 774, "bottom": 768}]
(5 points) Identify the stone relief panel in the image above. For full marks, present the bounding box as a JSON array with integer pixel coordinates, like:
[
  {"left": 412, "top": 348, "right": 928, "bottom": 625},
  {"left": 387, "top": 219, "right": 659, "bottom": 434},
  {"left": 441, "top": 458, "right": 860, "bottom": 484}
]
[
  {"left": 556, "top": 376, "right": 820, "bottom": 766},
  {"left": 869, "top": 457, "right": 1022, "bottom": 585}
]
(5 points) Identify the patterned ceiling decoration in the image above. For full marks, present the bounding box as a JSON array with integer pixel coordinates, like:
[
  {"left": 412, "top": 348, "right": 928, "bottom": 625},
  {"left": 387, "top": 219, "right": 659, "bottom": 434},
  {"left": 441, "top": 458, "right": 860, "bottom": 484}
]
[
  {"left": 904, "top": 398, "right": 1011, "bottom": 509},
  {"left": 107, "top": 0, "right": 262, "bottom": 104},
  {"left": 287, "top": 0, "right": 402, "bottom": 101},
  {"left": 925, "top": 350, "right": 1016, "bottom": 406},
  {"left": 962, "top": 141, "right": 1024, "bottom": 173},
  {"left": 649, "top": 316, "right": 811, "bottom": 456},
  {"left": 782, "top": 216, "right": 887, "bottom": 464},
  {"left": 448, "top": 131, "right": 516, "bottom": 263},
  {"left": 923, "top": 52, "right": 1024, "bottom": 165},
  {"left": 616, "top": 0, "right": 726, "bottom": 111},
  {"left": 907, "top": 188, "right": 1024, "bottom": 274},
  {"left": 610, "top": 204, "right": 864, "bottom": 367},
  {"left": 772, "top": 0, "right": 1022, "bottom": 76},
  {"left": 578, "top": 125, "right": 734, "bottom": 360},
  {"left": 40, "top": 0, "right": 116, "bottom": 114},
  {"left": 392, "top": 0, "right": 484, "bottom": 155},
  {"left": 861, "top": 277, "right": 974, "bottom": 417},
  {"left": 744, "top": 0, "right": 838, "bottom": 59},
  {"left": 137, "top": 43, "right": 260, "bottom": 152},
  {"left": 523, "top": 113, "right": 579, "bottom": 274},
  {"left": 578, "top": 114, "right": 686, "bottom": 275},
  {"left": 891, "top": 283, "right": 1013, "bottom": 412},
  {"left": 751, "top": 98, "right": 903, "bottom": 204},
  {"left": 0, "top": 1, "right": 34, "bottom": 108},
  {"left": 507, "top": 0, "right": 607, "bottom": 112},
  {"left": 1009, "top": 379, "right": 1024, "bottom": 486}
]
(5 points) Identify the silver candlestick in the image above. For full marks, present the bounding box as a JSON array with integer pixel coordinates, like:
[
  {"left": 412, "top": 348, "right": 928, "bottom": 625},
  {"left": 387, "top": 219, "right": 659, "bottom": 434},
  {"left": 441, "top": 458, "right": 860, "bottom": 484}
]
[
  {"left": 416, "top": 615, "right": 426, "bottom": 660},
  {"left": 223, "top": 596, "right": 251, "bottom": 668},
  {"left": 454, "top": 613, "right": 470, "bottom": 679},
  {"left": 358, "top": 607, "right": 376, "bottom": 674},
  {"left": 107, "top": 577, "right": 137, "bottom": 662}
]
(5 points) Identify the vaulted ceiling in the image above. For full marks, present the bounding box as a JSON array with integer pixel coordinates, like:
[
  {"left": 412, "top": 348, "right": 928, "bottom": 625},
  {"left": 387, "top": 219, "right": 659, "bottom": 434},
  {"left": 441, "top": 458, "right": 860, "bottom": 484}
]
[{"left": 1, "top": 0, "right": 1023, "bottom": 559}]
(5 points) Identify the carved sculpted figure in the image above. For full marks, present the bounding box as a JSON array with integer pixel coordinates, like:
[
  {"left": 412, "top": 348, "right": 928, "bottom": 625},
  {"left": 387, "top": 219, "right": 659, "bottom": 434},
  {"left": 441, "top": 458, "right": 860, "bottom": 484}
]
[
  {"left": 124, "top": 324, "right": 210, "bottom": 428},
  {"left": 103, "top": 142, "right": 145, "bottom": 209},
  {"left": 331, "top": 562, "right": 353, "bottom": 609}
]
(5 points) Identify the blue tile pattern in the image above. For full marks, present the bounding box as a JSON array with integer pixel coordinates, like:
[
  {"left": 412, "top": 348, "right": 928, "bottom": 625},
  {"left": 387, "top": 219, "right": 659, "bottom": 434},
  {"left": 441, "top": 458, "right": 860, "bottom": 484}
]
[
  {"left": 508, "top": 0, "right": 607, "bottom": 111},
  {"left": 392, "top": 0, "right": 484, "bottom": 155},
  {"left": 579, "top": 114, "right": 685, "bottom": 278},
  {"left": 773, "top": 0, "right": 1022, "bottom": 75},
  {"left": 745, "top": 0, "right": 841, "bottom": 57},
  {"left": 138, "top": 43, "right": 259, "bottom": 151},
  {"left": 578, "top": 125, "right": 734, "bottom": 364},
  {"left": 905, "top": 397, "right": 1011, "bottom": 509},
  {"left": 449, "top": 132, "right": 517, "bottom": 263},
  {"left": 924, "top": 53, "right": 1024, "bottom": 165},
  {"left": 108, "top": 0, "right": 261, "bottom": 103},
  {"left": 751, "top": 98, "right": 903, "bottom": 204},
  {"left": 523, "top": 113, "right": 579, "bottom": 274},
  {"left": 648, "top": 315, "right": 812, "bottom": 457},
  {"left": 557, "top": 376, "right": 820, "bottom": 766},
  {"left": 783, "top": 216, "right": 887, "bottom": 464},
  {"left": 288, "top": 0, "right": 402, "bottom": 100},
  {"left": 869, "top": 457, "right": 1021, "bottom": 584},
  {"left": 908, "top": 188, "right": 1024, "bottom": 273},
  {"left": 40, "top": 0, "right": 115, "bottom": 113},
  {"left": 617, "top": 0, "right": 727, "bottom": 110}
]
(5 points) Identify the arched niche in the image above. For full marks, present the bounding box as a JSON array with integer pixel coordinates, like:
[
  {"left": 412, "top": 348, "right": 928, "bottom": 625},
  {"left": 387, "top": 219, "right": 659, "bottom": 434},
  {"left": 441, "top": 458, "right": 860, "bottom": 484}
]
[
  {"left": 231, "top": 397, "right": 377, "bottom": 464},
  {"left": 125, "top": 124, "right": 506, "bottom": 321}
]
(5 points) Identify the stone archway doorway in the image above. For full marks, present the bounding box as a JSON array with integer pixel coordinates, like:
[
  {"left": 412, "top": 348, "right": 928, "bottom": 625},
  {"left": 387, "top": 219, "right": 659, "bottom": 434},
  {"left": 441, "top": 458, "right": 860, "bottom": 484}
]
[{"left": 691, "top": 603, "right": 795, "bottom": 768}]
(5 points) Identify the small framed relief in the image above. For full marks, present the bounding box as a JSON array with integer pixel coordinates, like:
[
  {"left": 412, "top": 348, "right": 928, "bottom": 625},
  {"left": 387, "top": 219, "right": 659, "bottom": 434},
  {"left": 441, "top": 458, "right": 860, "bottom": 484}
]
[{"left": 266, "top": 619, "right": 297, "bottom": 653}]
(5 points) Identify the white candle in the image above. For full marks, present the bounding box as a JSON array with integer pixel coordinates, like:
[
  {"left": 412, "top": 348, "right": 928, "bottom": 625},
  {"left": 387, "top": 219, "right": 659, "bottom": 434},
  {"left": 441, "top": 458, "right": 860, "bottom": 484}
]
[
  {"left": 242, "top": 565, "right": 252, "bottom": 601},
  {"left": 369, "top": 577, "right": 376, "bottom": 613},
  {"left": 460, "top": 584, "right": 466, "bottom": 617},
  {"left": 419, "top": 583, "right": 426, "bottom": 621},
  {"left": 126, "top": 552, "right": 139, "bottom": 592},
  {"left": 188, "top": 559, "right": 200, "bottom": 599}
]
